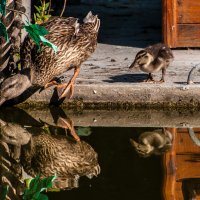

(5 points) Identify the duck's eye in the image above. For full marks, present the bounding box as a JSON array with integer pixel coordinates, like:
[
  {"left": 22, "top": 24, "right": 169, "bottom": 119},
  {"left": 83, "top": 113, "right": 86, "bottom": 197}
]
[{"left": 144, "top": 55, "right": 148, "bottom": 59}]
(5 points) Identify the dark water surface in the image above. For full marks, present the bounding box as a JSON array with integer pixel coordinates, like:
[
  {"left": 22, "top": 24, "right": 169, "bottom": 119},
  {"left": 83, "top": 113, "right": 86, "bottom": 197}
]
[{"left": 0, "top": 107, "right": 200, "bottom": 200}]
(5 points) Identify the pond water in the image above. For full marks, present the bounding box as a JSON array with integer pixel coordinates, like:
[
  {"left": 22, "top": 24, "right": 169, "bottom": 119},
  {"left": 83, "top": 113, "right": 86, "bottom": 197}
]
[{"left": 0, "top": 107, "right": 200, "bottom": 200}]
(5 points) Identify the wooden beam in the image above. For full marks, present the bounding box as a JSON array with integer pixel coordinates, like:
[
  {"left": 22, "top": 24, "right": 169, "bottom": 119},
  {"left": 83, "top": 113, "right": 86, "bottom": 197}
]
[{"left": 162, "top": 0, "right": 177, "bottom": 47}]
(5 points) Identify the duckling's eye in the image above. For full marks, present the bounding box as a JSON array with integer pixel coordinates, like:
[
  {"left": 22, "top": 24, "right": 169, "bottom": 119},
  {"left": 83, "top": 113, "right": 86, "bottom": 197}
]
[{"left": 144, "top": 55, "right": 148, "bottom": 59}]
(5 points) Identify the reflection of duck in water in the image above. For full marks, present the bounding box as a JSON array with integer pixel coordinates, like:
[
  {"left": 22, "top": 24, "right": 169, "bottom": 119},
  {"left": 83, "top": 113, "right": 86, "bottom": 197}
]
[
  {"left": 130, "top": 128, "right": 172, "bottom": 157},
  {"left": 21, "top": 133, "right": 100, "bottom": 189}
]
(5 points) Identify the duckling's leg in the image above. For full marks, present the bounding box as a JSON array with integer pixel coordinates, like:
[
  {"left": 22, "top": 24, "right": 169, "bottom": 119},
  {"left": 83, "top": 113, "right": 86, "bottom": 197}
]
[
  {"left": 57, "top": 117, "right": 80, "bottom": 142},
  {"left": 144, "top": 73, "right": 155, "bottom": 82},
  {"left": 159, "top": 68, "right": 166, "bottom": 83},
  {"left": 57, "top": 66, "right": 80, "bottom": 99}
]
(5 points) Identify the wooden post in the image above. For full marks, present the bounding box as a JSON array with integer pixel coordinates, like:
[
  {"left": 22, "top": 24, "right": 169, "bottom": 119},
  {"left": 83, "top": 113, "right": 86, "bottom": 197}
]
[
  {"left": 162, "top": 0, "right": 177, "bottom": 47},
  {"left": 162, "top": 128, "right": 177, "bottom": 200}
]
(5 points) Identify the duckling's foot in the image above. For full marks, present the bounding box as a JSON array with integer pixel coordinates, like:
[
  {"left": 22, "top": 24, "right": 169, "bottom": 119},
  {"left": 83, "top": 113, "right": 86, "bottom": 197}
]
[
  {"left": 143, "top": 79, "right": 155, "bottom": 83},
  {"left": 57, "top": 117, "right": 80, "bottom": 142},
  {"left": 143, "top": 73, "right": 155, "bottom": 83},
  {"left": 154, "top": 79, "right": 165, "bottom": 84}
]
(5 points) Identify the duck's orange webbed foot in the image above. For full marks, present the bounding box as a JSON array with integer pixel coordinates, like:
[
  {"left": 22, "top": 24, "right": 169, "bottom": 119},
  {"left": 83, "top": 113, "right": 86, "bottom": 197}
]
[
  {"left": 57, "top": 66, "right": 80, "bottom": 99},
  {"left": 57, "top": 117, "right": 80, "bottom": 142},
  {"left": 57, "top": 82, "right": 75, "bottom": 99},
  {"left": 44, "top": 80, "right": 59, "bottom": 89}
]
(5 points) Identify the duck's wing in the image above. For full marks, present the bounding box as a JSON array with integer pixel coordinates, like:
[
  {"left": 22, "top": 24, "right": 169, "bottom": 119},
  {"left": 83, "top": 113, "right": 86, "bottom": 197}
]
[
  {"left": 20, "top": 17, "right": 80, "bottom": 70},
  {"left": 145, "top": 43, "right": 164, "bottom": 57}
]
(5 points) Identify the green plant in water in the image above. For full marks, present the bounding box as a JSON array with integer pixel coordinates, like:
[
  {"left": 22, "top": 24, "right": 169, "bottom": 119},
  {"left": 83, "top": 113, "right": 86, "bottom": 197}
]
[
  {"left": 34, "top": 0, "right": 52, "bottom": 24},
  {"left": 23, "top": 175, "right": 57, "bottom": 200}
]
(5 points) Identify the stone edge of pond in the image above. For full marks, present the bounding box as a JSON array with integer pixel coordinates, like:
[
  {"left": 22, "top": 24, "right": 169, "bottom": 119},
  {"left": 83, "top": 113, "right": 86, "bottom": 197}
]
[{"left": 11, "top": 84, "right": 200, "bottom": 110}]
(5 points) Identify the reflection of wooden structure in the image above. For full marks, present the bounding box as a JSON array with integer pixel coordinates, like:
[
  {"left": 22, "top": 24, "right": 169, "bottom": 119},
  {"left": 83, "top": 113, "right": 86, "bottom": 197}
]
[
  {"left": 162, "top": 0, "right": 200, "bottom": 47},
  {"left": 163, "top": 128, "right": 200, "bottom": 199}
]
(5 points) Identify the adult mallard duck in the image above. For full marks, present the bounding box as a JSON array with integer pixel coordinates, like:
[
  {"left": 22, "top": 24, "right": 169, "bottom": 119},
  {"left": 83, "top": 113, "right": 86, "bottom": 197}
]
[
  {"left": 21, "top": 133, "right": 100, "bottom": 189},
  {"left": 0, "top": 11, "right": 100, "bottom": 106},
  {"left": 129, "top": 43, "right": 174, "bottom": 83},
  {"left": 130, "top": 128, "right": 173, "bottom": 157}
]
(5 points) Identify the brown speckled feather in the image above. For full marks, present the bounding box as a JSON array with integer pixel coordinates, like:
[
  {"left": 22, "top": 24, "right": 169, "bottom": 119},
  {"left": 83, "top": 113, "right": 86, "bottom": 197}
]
[{"left": 21, "top": 14, "right": 100, "bottom": 86}]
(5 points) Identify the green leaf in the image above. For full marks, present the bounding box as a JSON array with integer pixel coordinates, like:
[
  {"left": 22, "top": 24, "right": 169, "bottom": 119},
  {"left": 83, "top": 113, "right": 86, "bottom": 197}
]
[
  {"left": 34, "top": 5, "right": 41, "bottom": 13},
  {"left": 39, "top": 35, "right": 58, "bottom": 53},
  {"left": 0, "top": 20, "right": 9, "bottom": 42},
  {"left": 24, "top": 22, "right": 57, "bottom": 53},
  {"left": 77, "top": 127, "right": 92, "bottom": 136},
  {"left": 23, "top": 175, "right": 57, "bottom": 200},
  {"left": 38, "top": 194, "right": 48, "bottom": 200},
  {"left": 1, "top": 185, "right": 9, "bottom": 200},
  {"left": 45, "top": 2, "right": 50, "bottom": 9},
  {"left": 0, "top": 0, "right": 6, "bottom": 15}
]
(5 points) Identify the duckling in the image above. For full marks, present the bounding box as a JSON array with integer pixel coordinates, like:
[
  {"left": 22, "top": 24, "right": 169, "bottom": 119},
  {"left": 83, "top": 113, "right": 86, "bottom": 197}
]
[
  {"left": 129, "top": 43, "right": 174, "bottom": 83},
  {"left": 21, "top": 133, "right": 100, "bottom": 189},
  {"left": 130, "top": 128, "right": 172, "bottom": 157},
  {"left": 0, "top": 11, "right": 100, "bottom": 106}
]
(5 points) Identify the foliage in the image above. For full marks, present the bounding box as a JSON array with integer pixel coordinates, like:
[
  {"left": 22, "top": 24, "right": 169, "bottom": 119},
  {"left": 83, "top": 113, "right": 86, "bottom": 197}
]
[
  {"left": 0, "top": 0, "right": 57, "bottom": 53},
  {"left": 0, "top": 20, "right": 8, "bottom": 42},
  {"left": 24, "top": 22, "right": 58, "bottom": 53},
  {"left": 34, "top": 0, "right": 52, "bottom": 24},
  {"left": 23, "top": 175, "right": 57, "bottom": 200},
  {"left": 1, "top": 185, "right": 9, "bottom": 200},
  {"left": 77, "top": 127, "right": 92, "bottom": 136},
  {"left": 0, "top": 0, "right": 6, "bottom": 16}
]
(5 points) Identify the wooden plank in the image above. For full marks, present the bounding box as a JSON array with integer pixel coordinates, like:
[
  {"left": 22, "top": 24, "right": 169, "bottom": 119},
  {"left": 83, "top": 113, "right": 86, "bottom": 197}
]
[
  {"left": 162, "top": 0, "right": 177, "bottom": 47},
  {"left": 162, "top": 128, "right": 177, "bottom": 200},
  {"left": 176, "top": 132, "right": 200, "bottom": 154},
  {"left": 177, "top": 0, "right": 200, "bottom": 24},
  {"left": 177, "top": 24, "right": 200, "bottom": 47},
  {"left": 176, "top": 154, "right": 200, "bottom": 180}
]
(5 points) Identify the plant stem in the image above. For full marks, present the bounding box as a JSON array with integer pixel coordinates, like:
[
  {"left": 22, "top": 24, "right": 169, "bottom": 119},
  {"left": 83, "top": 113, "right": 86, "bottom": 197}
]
[{"left": 60, "top": 0, "right": 67, "bottom": 17}]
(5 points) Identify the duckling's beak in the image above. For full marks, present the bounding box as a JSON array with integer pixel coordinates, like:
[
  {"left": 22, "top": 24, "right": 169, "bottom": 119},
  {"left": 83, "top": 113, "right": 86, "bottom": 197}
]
[
  {"left": 130, "top": 138, "right": 140, "bottom": 147},
  {"left": 129, "top": 60, "right": 138, "bottom": 70}
]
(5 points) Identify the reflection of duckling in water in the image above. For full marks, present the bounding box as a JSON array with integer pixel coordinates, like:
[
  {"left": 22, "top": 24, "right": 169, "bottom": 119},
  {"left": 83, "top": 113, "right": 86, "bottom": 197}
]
[
  {"left": 130, "top": 128, "right": 173, "bottom": 157},
  {"left": 21, "top": 133, "right": 100, "bottom": 189}
]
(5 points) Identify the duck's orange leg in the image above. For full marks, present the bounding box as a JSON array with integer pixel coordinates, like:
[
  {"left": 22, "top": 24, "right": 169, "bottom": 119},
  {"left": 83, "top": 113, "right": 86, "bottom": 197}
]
[
  {"left": 57, "top": 117, "right": 80, "bottom": 142},
  {"left": 57, "top": 66, "right": 80, "bottom": 99},
  {"left": 44, "top": 80, "right": 59, "bottom": 89}
]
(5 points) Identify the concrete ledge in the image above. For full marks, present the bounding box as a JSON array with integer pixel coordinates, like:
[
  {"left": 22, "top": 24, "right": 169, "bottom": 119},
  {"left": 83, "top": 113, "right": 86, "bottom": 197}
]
[{"left": 21, "top": 83, "right": 200, "bottom": 108}]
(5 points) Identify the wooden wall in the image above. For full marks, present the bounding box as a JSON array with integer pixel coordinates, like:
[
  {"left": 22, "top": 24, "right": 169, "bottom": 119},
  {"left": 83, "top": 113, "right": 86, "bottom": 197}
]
[{"left": 163, "top": 0, "right": 200, "bottom": 47}]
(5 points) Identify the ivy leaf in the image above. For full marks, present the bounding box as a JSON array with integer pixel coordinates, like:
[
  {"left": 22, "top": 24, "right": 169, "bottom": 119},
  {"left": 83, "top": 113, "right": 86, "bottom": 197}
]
[
  {"left": 0, "top": 20, "right": 9, "bottom": 42},
  {"left": 23, "top": 175, "right": 57, "bottom": 200},
  {"left": 39, "top": 35, "right": 58, "bottom": 53},
  {"left": 0, "top": 0, "right": 6, "bottom": 16},
  {"left": 23, "top": 22, "right": 57, "bottom": 53},
  {"left": 1, "top": 185, "right": 9, "bottom": 200}
]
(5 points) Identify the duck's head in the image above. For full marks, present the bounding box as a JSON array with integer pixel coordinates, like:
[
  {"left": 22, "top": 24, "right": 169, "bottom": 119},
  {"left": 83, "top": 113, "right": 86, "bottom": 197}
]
[
  {"left": 0, "top": 73, "right": 32, "bottom": 106},
  {"left": 129, "top": 50, "right": 154, "bottom": 69},
  {"left": 83, "top": 11, "right": 100, "bottom": 33},
  {"left": 130, "top": 138, "right": 154, "bottom": 157}
]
